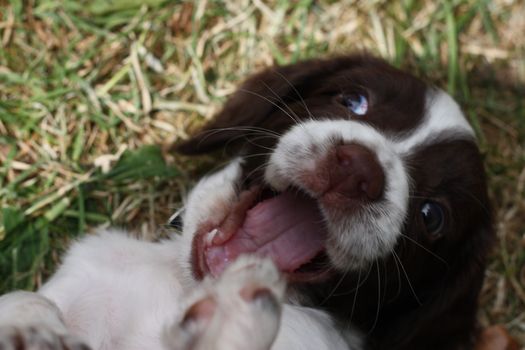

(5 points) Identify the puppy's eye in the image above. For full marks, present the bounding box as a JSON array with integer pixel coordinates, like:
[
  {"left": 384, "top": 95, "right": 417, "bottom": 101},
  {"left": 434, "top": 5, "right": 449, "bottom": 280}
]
[
  {"left": 420, "top": 201, "right": 444, "bottom": 236},
  {"left": 341, "top": 93, "right": 368, "bottom": 115}
]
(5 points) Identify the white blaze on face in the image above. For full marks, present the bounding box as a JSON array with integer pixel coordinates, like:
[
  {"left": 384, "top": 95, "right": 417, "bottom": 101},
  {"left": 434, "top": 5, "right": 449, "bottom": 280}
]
[{"left": 394, "top": 89, "right": 475, "bottom": 155}]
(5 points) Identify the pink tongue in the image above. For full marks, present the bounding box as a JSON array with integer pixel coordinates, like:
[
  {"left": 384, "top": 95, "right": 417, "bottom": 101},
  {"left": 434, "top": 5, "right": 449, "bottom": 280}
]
[{"left": 205, "top": 192, "right": 327, "bottom": 276}]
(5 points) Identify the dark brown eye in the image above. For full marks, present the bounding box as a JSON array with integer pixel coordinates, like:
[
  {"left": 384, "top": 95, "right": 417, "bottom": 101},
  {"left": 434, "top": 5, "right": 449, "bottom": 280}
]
[
  {"left": 421, "top": 201, "right": 444, "bottom": 236},
  {"left": 341, "top": 93, "right": 368, "bottom": 115}
]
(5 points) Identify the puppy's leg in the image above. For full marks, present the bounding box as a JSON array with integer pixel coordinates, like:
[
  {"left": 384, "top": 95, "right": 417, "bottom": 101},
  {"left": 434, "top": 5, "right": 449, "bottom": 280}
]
[
  {"left": 0, "top": 291, "right": 90, "bottom": 349},
  {"left": 164, "top": 256, "right": 285, "bottom": 350}
]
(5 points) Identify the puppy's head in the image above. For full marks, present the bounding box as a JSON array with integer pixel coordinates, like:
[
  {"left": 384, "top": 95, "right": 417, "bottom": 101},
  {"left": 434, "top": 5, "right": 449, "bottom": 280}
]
[{"left": 178, "top": 55, "right": 493, "bottom": 347}]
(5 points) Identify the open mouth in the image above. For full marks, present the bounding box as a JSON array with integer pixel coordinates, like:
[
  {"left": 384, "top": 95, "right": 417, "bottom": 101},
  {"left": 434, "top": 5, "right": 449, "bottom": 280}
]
[{"left": 192, "top": 186, "right": 334, "bottom": 283}]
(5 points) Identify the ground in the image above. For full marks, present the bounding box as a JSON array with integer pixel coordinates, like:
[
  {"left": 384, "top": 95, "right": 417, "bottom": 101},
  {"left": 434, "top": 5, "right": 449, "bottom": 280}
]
[{"left": 0, "top": 0, "right": 524, "bottom": 346}]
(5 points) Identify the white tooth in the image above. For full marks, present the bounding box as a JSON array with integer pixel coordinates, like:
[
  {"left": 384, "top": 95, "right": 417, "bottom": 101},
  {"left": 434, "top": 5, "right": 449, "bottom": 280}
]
[{"left": 205, "top": 229, "right": 219, "bottom": 246}]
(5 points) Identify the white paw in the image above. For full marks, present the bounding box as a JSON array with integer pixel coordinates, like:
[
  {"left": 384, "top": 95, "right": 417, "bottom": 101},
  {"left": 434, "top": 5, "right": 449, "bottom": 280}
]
[
  {"left": 165, "top": 256, "right": 285, "bottom": 350},
  {"left": 0, "top": 326, "right": 90, "bottom": 350}
]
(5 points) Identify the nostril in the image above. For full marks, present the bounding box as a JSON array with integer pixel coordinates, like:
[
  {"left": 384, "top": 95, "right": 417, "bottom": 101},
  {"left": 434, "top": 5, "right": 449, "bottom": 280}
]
[{"left": 332, "top": 144, "right": 385, "bottom": 201}]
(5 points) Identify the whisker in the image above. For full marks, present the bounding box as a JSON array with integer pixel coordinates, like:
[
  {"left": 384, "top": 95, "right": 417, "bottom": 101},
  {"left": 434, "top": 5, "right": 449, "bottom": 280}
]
[
  {"left": 206, "top": 126, "right": 281, "bottom": 138},
  {"left": 319, "top": 268, "right": 348, "bottom": 306},
  {"left": 455, "top": 187, "right": 491, "bottom": 217},
  {"left": 348, "top": 267, "right": 363, "bottom": 327},
  {"left": 333, "top": 262, "right": 373, "bottom": 297},
  {"left": 240, "top": 161, "right": 272, "bottom": 189},
  {"left": 399, "top": 233, "right": 449, "bottom": 267},
  {"left": 220, "top": 133, "right": 277, "bottom": 155},
  {"left": 387, "top": 248, "right": 403, "bottom": 303},
  {"left": 240, "top": 152, "right": 274, "bottom": 160},
  {"left": 392, "top": 250, "right": 422, "bottom": 306},
  {"left": 242, "top": 136, "right": 278, "bottom": 152},
  {"left": 239, "top": 88, "right": 301, "bottom": 125},
  {"left": 273, "top": 69, "right": 314, "bottom": 119},
  {"left": 381, "top": 258, "right": 388, "bottom": 303},
  {"left": 261, "top": 81, "right": 302, "bottom": 124},
  {"left": 191, "top": 126, "right": 281, "bottom": 151},
  {"left": 366, "top": 261, "right": 382, "bottom": 335}
]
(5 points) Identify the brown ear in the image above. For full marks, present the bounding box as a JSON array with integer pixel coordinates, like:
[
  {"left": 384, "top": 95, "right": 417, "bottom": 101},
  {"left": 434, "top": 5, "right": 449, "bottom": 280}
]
[{"left": 176, "top": 55, "right": 371, "bottom": 155}]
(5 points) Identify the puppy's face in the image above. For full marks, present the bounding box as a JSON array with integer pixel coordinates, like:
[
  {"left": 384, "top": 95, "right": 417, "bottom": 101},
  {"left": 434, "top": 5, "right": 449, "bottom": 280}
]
[{"left": 178, "top": 56, "right": 492, "bottom": 317}]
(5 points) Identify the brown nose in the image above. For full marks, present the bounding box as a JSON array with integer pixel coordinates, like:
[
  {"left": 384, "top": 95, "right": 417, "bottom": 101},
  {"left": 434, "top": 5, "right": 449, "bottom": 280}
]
[{"left": 328, "top": 144, "right": 385, "bottom": 201}]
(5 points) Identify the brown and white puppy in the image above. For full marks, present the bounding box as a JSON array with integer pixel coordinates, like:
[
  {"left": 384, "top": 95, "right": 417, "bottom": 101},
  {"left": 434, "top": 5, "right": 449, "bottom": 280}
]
[
  {"left": 0, "top": 55, "right": 492, "bottom": 350},
  {"left": 177, "top": 54, "right": 493, "bottom": 350}
]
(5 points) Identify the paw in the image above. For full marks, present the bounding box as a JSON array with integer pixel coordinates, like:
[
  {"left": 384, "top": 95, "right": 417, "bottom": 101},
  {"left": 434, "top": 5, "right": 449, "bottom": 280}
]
[
  {"left": 0, "top": 326, "right": 90, "bottom": 350},
  {"left": 165, "top": 256, "right": 285, "bottom": 350}
]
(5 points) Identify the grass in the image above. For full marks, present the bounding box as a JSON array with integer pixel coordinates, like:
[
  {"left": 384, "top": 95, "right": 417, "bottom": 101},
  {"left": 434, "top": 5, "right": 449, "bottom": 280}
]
[{"left": 0, "top": 0, "right": 524, "bottom": 345}]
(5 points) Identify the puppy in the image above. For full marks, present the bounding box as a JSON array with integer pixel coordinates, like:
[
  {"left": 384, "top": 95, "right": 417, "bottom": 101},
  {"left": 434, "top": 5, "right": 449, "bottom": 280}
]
[
  {"left": 177, "top": 54, "right": 493, "bottom": 350},
  {"left": 0, "top": 55, "right": 492, "bottom": 350}
]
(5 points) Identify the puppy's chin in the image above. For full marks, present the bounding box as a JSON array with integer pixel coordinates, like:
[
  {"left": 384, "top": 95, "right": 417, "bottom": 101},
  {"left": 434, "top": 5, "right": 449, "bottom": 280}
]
[{"left": 324, "top": 220, "right": 395, "bottom": 272}]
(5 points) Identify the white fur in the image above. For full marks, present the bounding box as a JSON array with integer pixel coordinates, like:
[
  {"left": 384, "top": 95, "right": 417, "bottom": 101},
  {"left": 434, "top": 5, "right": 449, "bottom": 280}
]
[
  {"left": 0, "top": 230, "right": 357, "bottom": 349},
  {"left": 395, "top": 88, "right": 475, "bottom": 154}
]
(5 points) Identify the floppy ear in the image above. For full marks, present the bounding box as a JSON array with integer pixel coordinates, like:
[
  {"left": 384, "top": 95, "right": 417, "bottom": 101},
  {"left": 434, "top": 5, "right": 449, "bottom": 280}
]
[{"left": 176, "top": 55, "right": 369, "bottom": 155}]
